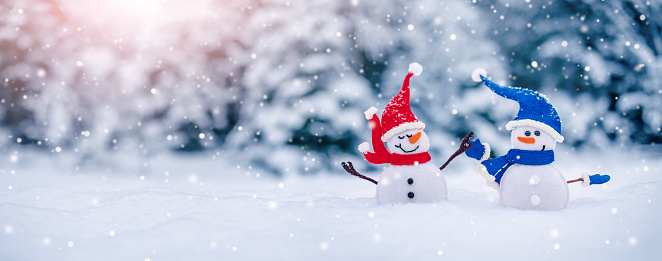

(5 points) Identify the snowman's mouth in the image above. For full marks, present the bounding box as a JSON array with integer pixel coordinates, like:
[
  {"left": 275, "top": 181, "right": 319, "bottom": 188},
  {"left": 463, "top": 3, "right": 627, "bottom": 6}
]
[
  {"left": 541, "top": 145, "right": 546, "bottom": 151},
  {"left": 395, "top": 144, "right": 419, "bottom": 153}
]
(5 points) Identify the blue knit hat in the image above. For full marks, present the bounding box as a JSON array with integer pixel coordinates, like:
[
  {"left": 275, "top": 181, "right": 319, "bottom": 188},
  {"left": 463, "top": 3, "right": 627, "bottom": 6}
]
[{"left": 480, "top": 75, "right": 564, "bottom": 143}]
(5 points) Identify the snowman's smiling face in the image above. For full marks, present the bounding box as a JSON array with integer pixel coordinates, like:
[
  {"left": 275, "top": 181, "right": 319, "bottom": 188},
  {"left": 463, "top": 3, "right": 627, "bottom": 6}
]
[
  {"left": 510, "top": 126, "right": 556, "bottom": 151},
  {"left": 386, "top": 129, "right": 430, "bottom": 155}
]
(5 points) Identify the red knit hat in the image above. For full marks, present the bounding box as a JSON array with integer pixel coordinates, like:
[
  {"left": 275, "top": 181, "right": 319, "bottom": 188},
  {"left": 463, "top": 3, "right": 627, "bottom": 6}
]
[
  {"left": 358, "top": 63, "right": 431, "bottom": 165},
  {"left": 363, "top": 63, "right": 426, "bottom": 143}
]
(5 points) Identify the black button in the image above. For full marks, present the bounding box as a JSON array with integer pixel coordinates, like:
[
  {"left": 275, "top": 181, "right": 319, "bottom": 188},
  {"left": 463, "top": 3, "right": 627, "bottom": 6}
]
[
  {"left": 408, "top": 192, "right": 415, "bottom": 198},
  {"left": 407, "top": 178, "right": 414, "bottom": 185}
]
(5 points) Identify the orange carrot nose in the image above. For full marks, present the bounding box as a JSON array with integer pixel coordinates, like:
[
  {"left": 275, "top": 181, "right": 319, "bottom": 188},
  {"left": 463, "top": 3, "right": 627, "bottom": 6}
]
[
  {"left": 409, "top": 132, "right": 422, "bottom": 144},
  {"left": 517, "top": 136, "right": 536, "bottom": 144}
]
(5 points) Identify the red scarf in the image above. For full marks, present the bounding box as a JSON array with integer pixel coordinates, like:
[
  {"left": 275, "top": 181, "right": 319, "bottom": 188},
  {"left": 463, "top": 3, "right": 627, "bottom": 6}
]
[{"left": 363, "top": 151, "right": 431, "bottom": 166}]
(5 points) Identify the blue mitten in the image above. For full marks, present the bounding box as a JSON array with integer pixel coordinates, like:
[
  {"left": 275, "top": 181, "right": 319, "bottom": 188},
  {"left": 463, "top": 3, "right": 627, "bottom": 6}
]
[
  {"left": 588, "top": 174, "right": 610, "bottom": 185},
  {"left": 581, "top": 172, "right": 610, "bottom": 187},
  {"left": 465, "top": 139, "right": 485, "bottom": 160}
]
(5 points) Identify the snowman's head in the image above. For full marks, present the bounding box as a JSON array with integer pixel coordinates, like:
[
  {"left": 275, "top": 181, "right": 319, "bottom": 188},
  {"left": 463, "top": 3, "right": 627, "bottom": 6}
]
[
  {"left": 510, "top": 126, "right": 557, "bottom": 151},
  {"left": 385, "top": 129, "right": 430, "bottom": 155}
]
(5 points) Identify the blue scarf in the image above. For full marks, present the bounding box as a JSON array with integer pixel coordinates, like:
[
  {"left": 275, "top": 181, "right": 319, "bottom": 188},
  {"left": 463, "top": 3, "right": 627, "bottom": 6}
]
[{"left": 481, "top": 149, "right": 555, "bottom": 184}]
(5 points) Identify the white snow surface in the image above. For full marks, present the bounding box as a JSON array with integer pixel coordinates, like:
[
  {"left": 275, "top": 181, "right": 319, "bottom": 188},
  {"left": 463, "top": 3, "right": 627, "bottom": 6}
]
[{"left": 1, "top": 146, "right": 660, "bottom": 260}]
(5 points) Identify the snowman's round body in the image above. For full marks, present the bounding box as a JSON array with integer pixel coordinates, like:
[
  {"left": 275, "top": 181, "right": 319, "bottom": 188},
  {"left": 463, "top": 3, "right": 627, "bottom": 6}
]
[
  {"left": 376, "top": 162, "right": 447, "bottom": 204},
  {"left": 499, "top": 164, "right": 569, "bottom": 211}
]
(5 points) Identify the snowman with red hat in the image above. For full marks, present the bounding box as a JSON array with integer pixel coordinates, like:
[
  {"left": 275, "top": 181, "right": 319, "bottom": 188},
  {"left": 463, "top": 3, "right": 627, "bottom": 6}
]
[
  {"left": 464, "top": 75, "right": 610, "bottom": 211},
  {"left": 342, "top": 63, "right": 473, "bottom": 204}
]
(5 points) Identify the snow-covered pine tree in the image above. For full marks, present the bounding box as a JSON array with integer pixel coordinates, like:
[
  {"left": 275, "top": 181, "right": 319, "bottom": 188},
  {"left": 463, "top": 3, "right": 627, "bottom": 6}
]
[
  {"left": 224, "top": 0, "right": 504, "bottom": 175},
  {"left": 0, "top": 0, "right": 249, "bottom": 168},
  {"left": 2, "top": 0, "right": 659, "bottom": 174},
  {"left": 474, "top": 0, "right": 662, "bottom": 148}
]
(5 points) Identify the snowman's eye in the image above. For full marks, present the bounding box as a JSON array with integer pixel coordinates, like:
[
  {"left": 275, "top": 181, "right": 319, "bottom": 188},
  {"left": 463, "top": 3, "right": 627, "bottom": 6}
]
[
  {"left": 406, "top": 134, "right": 413, "bottom": 138},
  {"left": 524, "top": 131, "right": 531, "bottom": 136},
  {"left": 398, "top": 136, "right": 405, "bottom": 139},
  {"left": 534, "top": 131, "right": 541, "bottom": 136}
]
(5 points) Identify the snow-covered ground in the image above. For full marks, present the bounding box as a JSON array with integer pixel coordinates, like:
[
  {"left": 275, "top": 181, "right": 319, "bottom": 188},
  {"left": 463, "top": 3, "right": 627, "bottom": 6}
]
[{"left": 1, "top": 145, "right": 660, "bottom": 260}]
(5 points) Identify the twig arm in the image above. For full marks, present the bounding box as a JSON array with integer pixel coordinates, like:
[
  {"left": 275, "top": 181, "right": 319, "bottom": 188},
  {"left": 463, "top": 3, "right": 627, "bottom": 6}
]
[
  {"left": 567, "top": 178, "right": 584, "bottom": 184},
  {"left": 439, "top": 131, "right": 474, "bottom": 171},
  {"left": 342, "top": 162, "right": 378, "bottom": 185}
]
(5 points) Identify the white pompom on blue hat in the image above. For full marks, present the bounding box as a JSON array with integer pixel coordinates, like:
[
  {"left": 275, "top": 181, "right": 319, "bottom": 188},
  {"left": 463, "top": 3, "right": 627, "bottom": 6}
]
[{"left": 480, "top": 75, "right": 564, "bottom": 143}]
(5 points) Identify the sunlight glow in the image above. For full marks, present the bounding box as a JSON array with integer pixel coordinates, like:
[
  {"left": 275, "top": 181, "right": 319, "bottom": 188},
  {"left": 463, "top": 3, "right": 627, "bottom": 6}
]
[
  {"left": 93, "top": 0, "right": 166, "bottom": 19},
  {"left": 73, "top": 0, "right": 173, "bottom": 39}
]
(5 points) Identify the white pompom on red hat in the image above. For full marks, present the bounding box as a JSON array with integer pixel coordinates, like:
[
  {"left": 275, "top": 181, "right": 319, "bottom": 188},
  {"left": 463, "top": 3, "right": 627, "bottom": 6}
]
[{"left": 408, "top": 62, "right": 423, "bottom": 76}]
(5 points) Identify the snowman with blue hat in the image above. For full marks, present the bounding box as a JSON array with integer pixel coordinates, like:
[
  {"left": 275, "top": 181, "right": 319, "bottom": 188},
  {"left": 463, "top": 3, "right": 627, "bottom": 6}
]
[{"left": 464, "top": 75, "right": 610, "bottom": 211}]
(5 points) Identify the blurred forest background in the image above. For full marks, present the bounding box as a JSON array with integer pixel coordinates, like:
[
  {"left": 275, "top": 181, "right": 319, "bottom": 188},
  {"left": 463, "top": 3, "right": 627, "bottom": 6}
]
[{"left": 1, "top": 0, "right": 660, "bottom": 175}]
